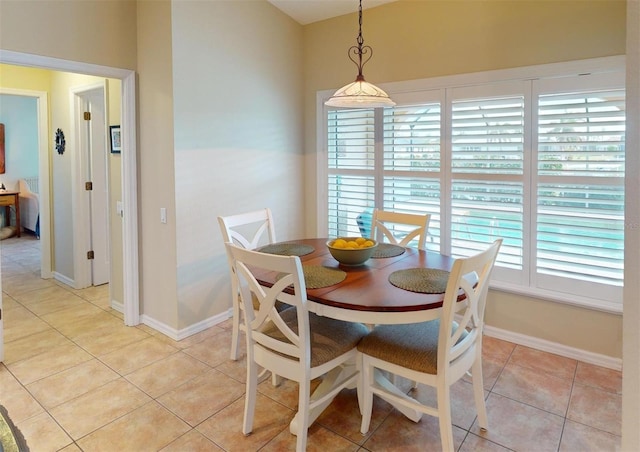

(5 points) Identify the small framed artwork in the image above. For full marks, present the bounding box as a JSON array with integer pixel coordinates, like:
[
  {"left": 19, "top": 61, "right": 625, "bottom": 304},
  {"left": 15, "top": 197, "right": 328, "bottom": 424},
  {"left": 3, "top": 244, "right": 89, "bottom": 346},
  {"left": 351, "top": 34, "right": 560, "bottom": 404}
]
[
  {"left": 0, "top": 123, "right": 5, "bottom": 173},
  {"left": 110, "top": 125, "right": 122, "bottom": 154}
]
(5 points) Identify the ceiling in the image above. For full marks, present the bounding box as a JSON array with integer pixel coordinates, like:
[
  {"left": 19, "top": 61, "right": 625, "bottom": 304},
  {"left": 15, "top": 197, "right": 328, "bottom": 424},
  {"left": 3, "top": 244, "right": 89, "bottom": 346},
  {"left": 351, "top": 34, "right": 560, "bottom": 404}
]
[{"left": 267, "top": 0, "right": 397, "bottom": 25}]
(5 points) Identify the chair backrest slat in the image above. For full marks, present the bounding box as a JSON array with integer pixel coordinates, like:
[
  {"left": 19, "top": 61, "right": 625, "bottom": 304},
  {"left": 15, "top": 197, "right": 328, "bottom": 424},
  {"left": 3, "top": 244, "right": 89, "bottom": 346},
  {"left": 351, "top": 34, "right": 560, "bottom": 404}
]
[
  {"left": 369, "top": 209, "right": 431, "bottom": 249},
  {"left": 225, "top": 243, "right": 311, "bottom": 364},
  {"left": 438, "top": 239, "right": 502, "bottom": 370},
  {"left": 218, "top": 208, "right": 276, "bottom": 250}
]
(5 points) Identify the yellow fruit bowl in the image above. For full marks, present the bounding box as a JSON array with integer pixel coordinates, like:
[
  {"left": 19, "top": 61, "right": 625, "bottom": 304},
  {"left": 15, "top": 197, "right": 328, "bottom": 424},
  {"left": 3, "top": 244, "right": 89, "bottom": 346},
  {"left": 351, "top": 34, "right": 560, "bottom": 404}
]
[{"left": 326, "top": 237, "right": 378, "bottom": 266}]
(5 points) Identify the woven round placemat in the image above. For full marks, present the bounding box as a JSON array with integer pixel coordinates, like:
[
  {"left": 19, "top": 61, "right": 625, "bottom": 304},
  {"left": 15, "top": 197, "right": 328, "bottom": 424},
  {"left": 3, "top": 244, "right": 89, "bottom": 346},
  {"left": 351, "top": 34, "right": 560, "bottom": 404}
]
[
  {"left": 276, "top": 266, "right": 346, "bottom": 289},
  {"left": 388, "top": 268, "right": 450, "bottom": 294},
  {"left": 371, "top": 243, "right": 406, "bottom": 259},
  {"left": 302, "top": 266, "right": 346, "bottom": 289},
  {"left": 258, "top": 243, "right": 315, "bottom": 256}
]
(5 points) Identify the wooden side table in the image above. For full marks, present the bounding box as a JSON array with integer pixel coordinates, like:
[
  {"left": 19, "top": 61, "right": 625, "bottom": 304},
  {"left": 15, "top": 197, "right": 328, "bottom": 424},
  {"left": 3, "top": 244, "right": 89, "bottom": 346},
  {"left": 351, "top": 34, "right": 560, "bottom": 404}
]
[{"left": 0, "top": 191, "right": 21, "bottom": 237}]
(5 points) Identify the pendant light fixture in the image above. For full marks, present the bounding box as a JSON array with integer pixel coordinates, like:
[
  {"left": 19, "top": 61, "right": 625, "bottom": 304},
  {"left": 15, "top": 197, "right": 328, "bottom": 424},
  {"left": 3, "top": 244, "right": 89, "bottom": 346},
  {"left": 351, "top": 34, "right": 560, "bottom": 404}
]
[{"left": 325, "top": 0, "right": 395, "bottom": 108}]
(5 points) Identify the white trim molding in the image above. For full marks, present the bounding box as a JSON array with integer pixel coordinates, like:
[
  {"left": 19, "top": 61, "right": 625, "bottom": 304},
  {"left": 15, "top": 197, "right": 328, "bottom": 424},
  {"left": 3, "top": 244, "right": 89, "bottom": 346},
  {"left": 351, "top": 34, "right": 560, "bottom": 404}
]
[
  {"left": 141, "top": 310, "right": 232, "bottom": 342},
  {"left": 485, "top": 325, "right": 622, "bottom": 371},
  {"left": 52, "top": 271, "right": 75, "bottom": 288}
]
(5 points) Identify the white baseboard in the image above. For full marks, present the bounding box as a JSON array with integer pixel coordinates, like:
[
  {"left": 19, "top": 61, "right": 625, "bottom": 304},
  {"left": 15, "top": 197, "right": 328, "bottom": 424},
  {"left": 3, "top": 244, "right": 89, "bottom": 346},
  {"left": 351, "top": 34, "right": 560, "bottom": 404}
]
[
  {"left": 484, "top": 325, "right": 622, "bottom": 371},
  {"left": 110, "top": 300, "right": 124, "bottom": 313},
  {"left": 140, "top": 309, "right": 231, "bottom": 342},
  {"left": 52, "top": 272, "right": 74, "bottom": 288}
]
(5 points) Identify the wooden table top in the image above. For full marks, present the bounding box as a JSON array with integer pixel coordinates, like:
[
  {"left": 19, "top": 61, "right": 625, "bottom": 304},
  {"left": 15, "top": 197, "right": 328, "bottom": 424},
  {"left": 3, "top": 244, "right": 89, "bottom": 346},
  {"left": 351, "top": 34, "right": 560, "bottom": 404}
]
[{"left": 256, "top": 238, "right": 459, "bottom": 324}]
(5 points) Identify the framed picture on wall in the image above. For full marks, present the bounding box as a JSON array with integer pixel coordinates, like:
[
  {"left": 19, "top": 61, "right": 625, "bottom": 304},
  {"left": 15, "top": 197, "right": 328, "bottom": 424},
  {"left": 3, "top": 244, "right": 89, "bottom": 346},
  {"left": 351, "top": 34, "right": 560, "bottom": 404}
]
[
  {"left": 0, "top": 123, "right": 5, "bottom": 173},
  {"left": 110, "top": 125, "right": 121, "bottom": 154}
]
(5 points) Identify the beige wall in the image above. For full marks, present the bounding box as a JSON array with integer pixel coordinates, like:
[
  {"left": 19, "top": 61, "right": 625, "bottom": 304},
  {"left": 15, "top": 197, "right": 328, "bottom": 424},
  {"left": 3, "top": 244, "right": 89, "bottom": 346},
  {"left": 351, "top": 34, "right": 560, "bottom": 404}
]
[
  {"left": 303, "top": 0, "right": 626, "bottom": 358},
  {"left": 135, "top": 0, "right": 178, "bottom": 327},
  {"left": 171, "top": 0, "right": 305, "bottom": 329},
  {"left": 487, "top": 292, "right": 622, "bottom": 357},
  {"left": 0, "top": 0, "right": 137, "bottom": 70}
]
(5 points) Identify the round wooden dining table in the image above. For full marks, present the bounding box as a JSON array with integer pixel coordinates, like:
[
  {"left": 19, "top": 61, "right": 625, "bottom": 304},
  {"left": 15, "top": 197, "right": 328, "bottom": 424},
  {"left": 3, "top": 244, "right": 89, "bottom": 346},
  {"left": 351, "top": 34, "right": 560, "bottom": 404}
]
[{"left": 256, "top": 237, "right": 459, "bottom": 325}]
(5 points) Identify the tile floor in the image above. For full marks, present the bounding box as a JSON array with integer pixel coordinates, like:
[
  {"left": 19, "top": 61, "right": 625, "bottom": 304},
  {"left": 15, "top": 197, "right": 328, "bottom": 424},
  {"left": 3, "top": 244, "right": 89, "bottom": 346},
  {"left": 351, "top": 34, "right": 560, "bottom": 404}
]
[{"left": 1, "top": 234, "right": 622, "bottom": 451}]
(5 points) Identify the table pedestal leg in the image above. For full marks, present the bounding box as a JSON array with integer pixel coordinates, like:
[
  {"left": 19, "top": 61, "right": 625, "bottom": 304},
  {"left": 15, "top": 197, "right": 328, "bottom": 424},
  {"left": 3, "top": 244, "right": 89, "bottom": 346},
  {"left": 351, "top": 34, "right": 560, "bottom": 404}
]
[
  {"left": 372, "top": 369, "right": 423, "bottom": 422},
  {"left": 289, "top": 365, "right": 357, "bottom": 435}
]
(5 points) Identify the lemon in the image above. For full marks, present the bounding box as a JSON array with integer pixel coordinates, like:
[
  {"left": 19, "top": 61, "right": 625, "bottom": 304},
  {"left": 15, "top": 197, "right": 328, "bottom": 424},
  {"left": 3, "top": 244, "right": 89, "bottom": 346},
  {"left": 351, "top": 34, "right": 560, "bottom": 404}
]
[
  {"left": 364, "top": 240, "right": 375, "bottom": 247},
  {"left": 333, "top": 239, "right": 347, "bottom": 248},
  {"left": 346, "top": 241, "right": 359, "bottom": 248},
  {"left": 355, "top": 237, "right": 366, "bottom": 245}
]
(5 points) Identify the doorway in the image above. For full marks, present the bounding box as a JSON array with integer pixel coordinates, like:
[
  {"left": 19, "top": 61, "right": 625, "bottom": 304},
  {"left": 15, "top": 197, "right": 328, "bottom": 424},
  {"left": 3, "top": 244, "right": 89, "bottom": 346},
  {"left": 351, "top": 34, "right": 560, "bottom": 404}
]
[{"left": 0, "top": 49, "right": 139, "bottom": 332}]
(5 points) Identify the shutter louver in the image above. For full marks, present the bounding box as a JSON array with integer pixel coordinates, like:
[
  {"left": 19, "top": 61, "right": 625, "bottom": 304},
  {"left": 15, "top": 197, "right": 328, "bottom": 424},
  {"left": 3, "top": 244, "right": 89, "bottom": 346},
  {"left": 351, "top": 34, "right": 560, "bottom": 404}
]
[
  {"left": 382, "top": 105, "right": 442, "bottom": 249},
  {"left": 451, "top": 180, "right": 524, "bottom": 269},
  {"left": 450, "top": 96, "right": 525, "bottom": 268},
  {"left": 536, "top": 89, "right": 625, "bottom": 290},
  {"left": 537, "top": 183, "right": 624, "bottom": 285},
  {"left": 382, "top": 176, "right": 441, "bottom": 248},
  {"left": 327, "top": 109, "right": 376, "bottom": 237},
  {"left": 538, "top": 90, "right": 625, "bottom": 177},
  {"left": 328, "top": 109, "right": 375, "bottom": 170},
  {"left": 383, "top": 105, "right": 441, "bottom": 172},
  {"left": 452, "top": 97, "right": 525, "bottom": 174}
]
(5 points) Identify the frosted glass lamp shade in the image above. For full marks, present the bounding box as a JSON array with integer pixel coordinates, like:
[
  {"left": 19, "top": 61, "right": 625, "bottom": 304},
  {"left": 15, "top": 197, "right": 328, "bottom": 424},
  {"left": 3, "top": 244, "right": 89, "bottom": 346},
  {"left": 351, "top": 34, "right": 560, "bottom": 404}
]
[{"left": 325, "top": 80, "right": 396, "bottom": 108}]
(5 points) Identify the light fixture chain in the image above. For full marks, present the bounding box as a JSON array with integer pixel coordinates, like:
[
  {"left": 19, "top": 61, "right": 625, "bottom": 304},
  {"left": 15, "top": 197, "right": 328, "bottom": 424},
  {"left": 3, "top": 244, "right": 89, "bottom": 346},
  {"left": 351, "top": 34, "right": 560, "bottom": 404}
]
[
  {"left": 357, "top": 0, "right": 364, "bottom": 47},
  {"left": 349, "top": 0, "right": 371, "bottom": 80}
]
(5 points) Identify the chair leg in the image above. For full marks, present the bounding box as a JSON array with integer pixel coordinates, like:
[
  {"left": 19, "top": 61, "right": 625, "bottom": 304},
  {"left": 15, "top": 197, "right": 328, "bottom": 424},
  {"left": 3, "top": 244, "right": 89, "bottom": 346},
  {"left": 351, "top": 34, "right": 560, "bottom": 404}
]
[
  {"left": 230, "top": 302, "right": 241, "bottom": 360},
  {"left": 243, "top": 358, "right": 258, "bottom": 435},
  {"left": 356, "top": 353, "right": 363, "bottom": 415},
  {"left": 437, "top": 383, "right": 454, "bottom": 452},
  {"left": 472, "top": 355, "right": 488, "bottom": 430},
  {"left": 360, "top": 357, "right": 374, "bottom": 434},
  {"left": 296, "top": 379, "right": 311, "bottom": 452}
]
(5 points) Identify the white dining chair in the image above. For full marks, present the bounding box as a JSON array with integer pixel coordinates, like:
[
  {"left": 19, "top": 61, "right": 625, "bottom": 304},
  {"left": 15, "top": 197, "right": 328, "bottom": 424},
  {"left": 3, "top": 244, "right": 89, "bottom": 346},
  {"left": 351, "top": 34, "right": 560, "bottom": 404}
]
[
  {"left": 369, "top": 209, "right": 431, "bottom": 249},
  {"left": 218, "top": 208, "right": 277, "bottom": 361},
  {"left": 357, "top": 239, "right": 502, "bottom": 452},
  {"left": 225, "top": 242, "right": 368, "bottom": 452}
]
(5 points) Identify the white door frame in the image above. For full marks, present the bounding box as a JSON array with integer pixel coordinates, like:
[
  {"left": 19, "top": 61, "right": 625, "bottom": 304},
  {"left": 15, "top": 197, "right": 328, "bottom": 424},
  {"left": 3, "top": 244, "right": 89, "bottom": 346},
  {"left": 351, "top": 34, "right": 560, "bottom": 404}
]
[
  {"left": 70, "top": 82, "right": 110, "bottom": 288},
  {"left": 0, "top": 49, "right": 140, "bottom": 326}
]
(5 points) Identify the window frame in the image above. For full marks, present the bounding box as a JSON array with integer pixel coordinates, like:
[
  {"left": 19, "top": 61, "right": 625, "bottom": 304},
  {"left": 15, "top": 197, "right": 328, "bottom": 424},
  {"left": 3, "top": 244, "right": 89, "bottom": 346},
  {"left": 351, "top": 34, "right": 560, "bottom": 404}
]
[{"left": 317, "top": 56, "right": 625, "bottom": 314}]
